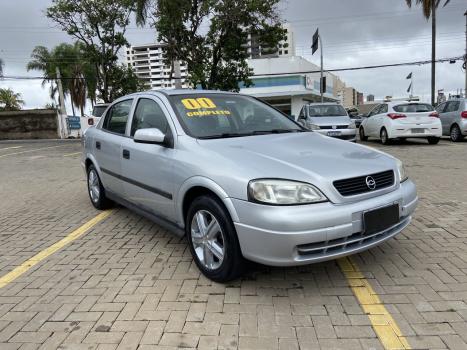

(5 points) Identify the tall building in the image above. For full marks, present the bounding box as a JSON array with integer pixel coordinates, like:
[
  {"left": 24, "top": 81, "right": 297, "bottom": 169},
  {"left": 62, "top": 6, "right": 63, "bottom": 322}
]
[
  {"left": 125, "top": 43, "right": 189, "bottom": 90},
  {"left": 246, "top": 23, "right": 296, "bottom": 59},
  {"left": 357, "top": 92, "right": 364, "bottom": 106},
  {"left": 366, "top": 94, "right": 375, "bottom": 102}
]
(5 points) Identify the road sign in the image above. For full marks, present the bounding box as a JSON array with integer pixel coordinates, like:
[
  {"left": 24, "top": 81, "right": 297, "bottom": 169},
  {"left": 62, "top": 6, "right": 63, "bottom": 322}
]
[
  {"left": 66, "top": 116, "right": 81, "bottom": 130},
  {"left": 312, "top": 29, "right": 319, "bottom": 55}
]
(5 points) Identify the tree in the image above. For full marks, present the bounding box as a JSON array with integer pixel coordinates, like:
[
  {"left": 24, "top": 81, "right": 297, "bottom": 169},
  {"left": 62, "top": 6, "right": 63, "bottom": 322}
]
[
  {"left": 108, "top": 64, "right": 149, "bottom": 99},
  {"left": 0, "top": 88, "right": 24, "bottom": 111},
  {"left": 405, "top": 0, "right": 450, "bottom": 105},
  {"left": 135, "top": 0, "right": 285, "bottom": 91},
  {"left": 27, "top": 42, "right": 100, "bottom": 114},
  {"left": 46, "top": 0, "right": 136, "bottom": 102}
]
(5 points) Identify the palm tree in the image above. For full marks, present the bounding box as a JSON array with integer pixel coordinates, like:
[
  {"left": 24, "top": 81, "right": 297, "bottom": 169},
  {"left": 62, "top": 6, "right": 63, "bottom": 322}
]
[
  {"left": 405, "top": 0, "right": 450, "bottom": 106},
  {"left": 69, "top": 64, "right": 87, "bottom": 115},
  {"left": 26, "top": 46, "right": 60, "bottom": 101},
  {"left": 0, "top": 88, "right": 24, "bottom": 111}
]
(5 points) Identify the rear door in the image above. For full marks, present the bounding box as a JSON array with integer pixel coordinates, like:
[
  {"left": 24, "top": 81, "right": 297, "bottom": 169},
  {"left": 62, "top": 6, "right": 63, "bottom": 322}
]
[
  {"left": 445, "top": 101, "right": 461, "bottom": 130},
  {"left": 94, "top": 99, "right": 134, "bottom": 196},
  {"left": 120, "top": 96, "right": 176, "bottom": 221},
  {"left": 435, "top": 102, "right": 449, "bottom": 134},
  {"left": 392, "top": 103, "right": 435, "bottom": 125}
]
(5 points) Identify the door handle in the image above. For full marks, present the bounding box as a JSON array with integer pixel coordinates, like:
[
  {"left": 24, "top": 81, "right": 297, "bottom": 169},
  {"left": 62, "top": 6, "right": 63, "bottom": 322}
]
[
  {"left": 96, "top": 141, "right": 101, "bottom": 150},
  {"left": 122, "top": 149, "right": 130, "bottom": 159}
]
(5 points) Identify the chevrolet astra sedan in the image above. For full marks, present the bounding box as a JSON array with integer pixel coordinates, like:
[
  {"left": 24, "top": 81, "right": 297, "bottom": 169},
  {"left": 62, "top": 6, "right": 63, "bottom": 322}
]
[{"left": 82, "top": 90, "right": 418, "bottom": 282}]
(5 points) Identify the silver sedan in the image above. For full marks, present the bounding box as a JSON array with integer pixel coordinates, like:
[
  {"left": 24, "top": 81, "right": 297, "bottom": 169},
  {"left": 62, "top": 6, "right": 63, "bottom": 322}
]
[{"left": 82, "top": 90, "right": 418, "bottom": 282}]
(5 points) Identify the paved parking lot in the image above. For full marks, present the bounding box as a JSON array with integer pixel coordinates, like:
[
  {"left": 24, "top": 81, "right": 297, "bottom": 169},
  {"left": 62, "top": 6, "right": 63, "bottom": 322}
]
[{"left": 0, "top": 138, "right": 466, "bottom": 350}]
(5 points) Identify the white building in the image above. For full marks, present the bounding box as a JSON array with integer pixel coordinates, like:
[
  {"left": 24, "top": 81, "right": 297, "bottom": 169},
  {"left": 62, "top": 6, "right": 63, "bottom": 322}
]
[
  {"left": 125, "top": 43, "right": 189, "bottom": 90},
  {"left": 241, "top": 55, "right": 341, "bottom": 118},
  {"left": 246, "top": 23, "right": 296, "bottom": 59}
]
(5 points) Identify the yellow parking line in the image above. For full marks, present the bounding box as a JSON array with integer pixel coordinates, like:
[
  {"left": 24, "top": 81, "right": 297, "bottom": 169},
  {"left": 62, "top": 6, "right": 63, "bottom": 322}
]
[
  {"left": 338, "top": 257, "right": 411, "bottom": 350},
  {"left": 0, "top": 146, "right": 23, "bottom": 151},
  {"left": 0, "top": 210, "right": 113, "bottom": 289},
  {"left": 0, "top": 145, "right": 66, "bottom": 159},
  {"left": 63, "top": 152, "right": 82, "bottom": 157}
]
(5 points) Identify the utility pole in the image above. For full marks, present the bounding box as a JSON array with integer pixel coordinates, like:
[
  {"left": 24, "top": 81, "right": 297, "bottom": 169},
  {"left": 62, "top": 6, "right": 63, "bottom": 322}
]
[
  {"left": 464, "top": 10, "right": 467, "bottom": 96},
  {"left": 56, "top": 67, "right": 68, "bottom": 139},
  {"left": 431, "top": 0, "right": 436, "bottom": 106},
  {"left": 173, "top": 60, "right": 182, "bottom": 89},
  {"left": 319, "top": 34, "right": 324, "bottom": 103}
]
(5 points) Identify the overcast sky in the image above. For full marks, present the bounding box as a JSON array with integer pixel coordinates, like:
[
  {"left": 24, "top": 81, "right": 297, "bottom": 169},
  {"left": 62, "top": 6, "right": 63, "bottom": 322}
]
[{"left": 0, "top": 0, "right": 465, "bottom": 112}]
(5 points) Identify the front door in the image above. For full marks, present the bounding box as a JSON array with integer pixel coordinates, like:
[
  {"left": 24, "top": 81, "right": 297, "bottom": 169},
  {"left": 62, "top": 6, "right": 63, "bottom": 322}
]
[
  {"left": 94, "top": 99, "right": 133, "bottom": 195},
  {"left": 120, "top": 96, "right": 176, "bottom": 221}
]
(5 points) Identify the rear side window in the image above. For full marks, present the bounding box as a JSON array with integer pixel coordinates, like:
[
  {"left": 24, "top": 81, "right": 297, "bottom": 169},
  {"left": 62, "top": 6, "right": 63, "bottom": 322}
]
[
  {"left": 103, "top": 99, "right": 133, "bottom": 135},
  {"left": 445, "top": 101, "right": 460, "bottom": 113},
  {"left": 435, "top": 102, "right": 447, "bottom": 113},
  {"left": 379, "top": 104, "right": 388, "bottom": 114},
  {"left": 131, "top": 98, "right": 169, "bottom": 136},
  {"left": 393, "top": 103, "right": 433, "bottom": 113}
]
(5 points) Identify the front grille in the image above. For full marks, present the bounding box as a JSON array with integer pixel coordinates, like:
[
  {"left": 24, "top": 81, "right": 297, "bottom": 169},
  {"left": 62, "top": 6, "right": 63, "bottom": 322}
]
[
  {"left": 296, "top": 217, "right": 408, "bottom": 258},
  {"left": 320, "top": 125, "right": 348, "bottom": 130},
  {"left": 333, "top": 170, "right": 394, "bottom": 196}
]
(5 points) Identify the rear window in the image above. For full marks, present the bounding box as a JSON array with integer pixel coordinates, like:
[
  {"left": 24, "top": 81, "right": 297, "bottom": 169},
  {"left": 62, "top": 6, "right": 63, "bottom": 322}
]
[
  {"left": 393, "top": 103, "right": 433, "bottom": 113},
  {"left": 308, "top": 105, "right": 347, "bottom": 117}
]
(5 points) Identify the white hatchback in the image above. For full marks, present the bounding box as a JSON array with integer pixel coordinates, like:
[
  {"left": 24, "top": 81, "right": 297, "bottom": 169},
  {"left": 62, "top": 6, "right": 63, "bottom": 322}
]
[{"left": 359, "top": 101, "right": 442, "bottom": 145}]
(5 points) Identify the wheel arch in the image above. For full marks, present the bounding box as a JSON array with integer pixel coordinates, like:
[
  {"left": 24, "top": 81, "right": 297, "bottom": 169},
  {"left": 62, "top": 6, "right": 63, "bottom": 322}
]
[{"left": 177, "top": 177, "right": 240, "bottom": 228}]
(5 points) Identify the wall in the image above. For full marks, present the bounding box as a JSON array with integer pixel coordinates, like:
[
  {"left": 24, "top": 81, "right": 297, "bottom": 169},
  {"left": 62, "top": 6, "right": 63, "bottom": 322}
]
[{"left": 0, "top": 109, "right": 59, "bottom": 140}]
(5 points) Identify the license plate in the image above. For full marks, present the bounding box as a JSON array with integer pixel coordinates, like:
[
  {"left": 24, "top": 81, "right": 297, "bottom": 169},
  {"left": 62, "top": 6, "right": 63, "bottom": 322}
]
[
  {"left": 411, "top": 128, "right": 424, "bottom": 134},
  {"left": 327, "top": 131, "right": 341, "bottom": 136},
  {"left": 363, "top": 204, "right": 400, "bottom": 235}
]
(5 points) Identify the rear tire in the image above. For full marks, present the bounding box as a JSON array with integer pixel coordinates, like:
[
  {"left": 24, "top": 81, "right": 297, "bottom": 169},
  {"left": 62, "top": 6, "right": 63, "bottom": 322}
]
[
  {"left": 186, "top": 195, "right": 245, "bottom": 282},
  {"left": 380, "top": 128, "right": 391, "bottom": 145},
  {"left": 427, "top": 137, "right": 440, "bottom": 145},
  {"left": 87, "top": 164, "right": 112, "bottom": 210},
  {"left": 359, "top": 127, "right": 368, "bottom": 141},
  {"left": 450, "top": 124, "right": 464, "bottom": 142}
]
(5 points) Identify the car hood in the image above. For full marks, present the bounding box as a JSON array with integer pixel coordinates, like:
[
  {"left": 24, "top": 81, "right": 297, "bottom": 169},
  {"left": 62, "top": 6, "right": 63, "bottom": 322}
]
[
  {"left": 308, "top": 116, "right": 350, "bottom": 126},
  {"left": 195, "top": 132, "right": 397, "bottom": 202}
]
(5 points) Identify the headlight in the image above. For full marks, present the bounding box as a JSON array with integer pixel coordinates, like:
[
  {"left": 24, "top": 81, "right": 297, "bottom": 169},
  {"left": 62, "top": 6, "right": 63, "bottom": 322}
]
[
  {"left": 396, "top": 159, "right": 408, "bottom": 182},
  {"left": 349, "top": 120, "right": 356, "bottom": 129},
  {"left": 307, "top": 123, "right": 320, "bottom": 130},
  {"left": 248, "top": 179, "right": 327, "bottom": 205}
]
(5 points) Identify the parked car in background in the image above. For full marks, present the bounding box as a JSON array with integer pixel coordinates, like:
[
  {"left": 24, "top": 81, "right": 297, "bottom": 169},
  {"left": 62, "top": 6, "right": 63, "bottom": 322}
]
[
  {"left": 346, "top": 107, "right": 364, "bottom": 128},
  {"left": 82, "top": 90, "right": 417, "bottom": 282},
  {"left": 80, "top": 103, "right": 109, "bottom": 136},
  {"left": 359, "top": 101, "right": 442, "bottom": 145},
  {"left": 297, "top": 103, "right": 357, "bottom": 141},
  {"left": 435, "top": 98, "right": 467, "bottom": 142}
]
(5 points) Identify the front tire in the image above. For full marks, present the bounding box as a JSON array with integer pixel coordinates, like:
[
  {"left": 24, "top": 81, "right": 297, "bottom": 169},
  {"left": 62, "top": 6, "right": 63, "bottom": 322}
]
[
  {"left": 359, "top": 127, "right": 368, "bottom": 141},
  {"left": 450, "top": 124, "right": 464, "bottom": 142},
  {"left": 380, "top": 128, "right": 391, "bottom": 145},
  {"left": 186, "top": 195, "right": 244, "bottom": 282},
  {"left": 427, "top": 137, "right": 440, "bottom": 145},
  {"left": 87, "top": 164, "right": 112, "bottom": 210}
]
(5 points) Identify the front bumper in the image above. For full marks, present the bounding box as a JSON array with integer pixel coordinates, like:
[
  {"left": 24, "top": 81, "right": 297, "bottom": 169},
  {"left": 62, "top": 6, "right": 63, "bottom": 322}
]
[
  {"left": 314, "top": 128, "right": 357, "bottom": 141},
  {"left": 232, "top": 179, "right": 417, "bottom": 266}
]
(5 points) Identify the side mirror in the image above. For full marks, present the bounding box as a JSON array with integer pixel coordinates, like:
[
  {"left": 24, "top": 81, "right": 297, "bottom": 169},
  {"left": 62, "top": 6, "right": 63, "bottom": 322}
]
[{"left": 134, "top": 128, "right": 166, "bottom": 145}]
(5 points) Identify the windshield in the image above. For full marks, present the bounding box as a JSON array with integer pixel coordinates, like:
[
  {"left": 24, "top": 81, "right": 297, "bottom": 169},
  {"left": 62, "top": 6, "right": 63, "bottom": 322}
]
[
  {"left": 92, "top": 105, "right": 108, "bottom": 118},
  {"left": 393, "top": 103, "right": 433, "bottom": 113},
  {"left": 308, "top": 105, "right": 347, "bottom": 117},
  {"left": 169, "top": 94, "right": 303, "bottom": 138}
]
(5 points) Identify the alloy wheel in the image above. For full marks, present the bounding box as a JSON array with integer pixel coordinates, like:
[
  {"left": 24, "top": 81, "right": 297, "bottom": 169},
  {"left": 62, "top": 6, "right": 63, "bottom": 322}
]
[
  {"left": 190, "top": 210, "right": 225, "bottom": 270},
  {"left": 451, "top": 125, "right": 461, "bottom": 142},
  {"left": 88, "top": 169, "right": 100, "bottom": 203}
]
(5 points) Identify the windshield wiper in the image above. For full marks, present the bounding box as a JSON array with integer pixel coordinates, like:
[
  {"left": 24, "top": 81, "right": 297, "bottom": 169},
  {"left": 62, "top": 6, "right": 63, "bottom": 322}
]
[
  {"left": 252, "top": 129, "right": 305, "bottom": 135},
  {"left": 198, "top": 132, "right": 254, "bottom": 139}
]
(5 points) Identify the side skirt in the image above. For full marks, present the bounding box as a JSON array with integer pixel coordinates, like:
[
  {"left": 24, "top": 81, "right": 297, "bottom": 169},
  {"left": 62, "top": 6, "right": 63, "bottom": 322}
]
[{"left": 106, "top": 191, "right": 185, "bottom": 238}]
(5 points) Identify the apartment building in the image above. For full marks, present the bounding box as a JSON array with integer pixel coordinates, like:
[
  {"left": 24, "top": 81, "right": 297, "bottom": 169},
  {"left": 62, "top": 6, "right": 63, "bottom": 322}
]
[
  {"left": 125, "top": 43, "right": 189, "bottom": 90},
  {"left": 245, "top": 23, "right": 296, "bottom": 59}
]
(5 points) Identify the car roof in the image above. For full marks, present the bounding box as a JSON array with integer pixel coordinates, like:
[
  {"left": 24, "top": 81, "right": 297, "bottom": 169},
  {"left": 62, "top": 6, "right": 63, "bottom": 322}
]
[{"left": 132, "top": 89, "right": 240, "bottom": 97}]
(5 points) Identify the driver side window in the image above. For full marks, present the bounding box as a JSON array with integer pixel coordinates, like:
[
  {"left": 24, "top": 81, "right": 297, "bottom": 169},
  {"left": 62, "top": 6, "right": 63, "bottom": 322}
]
[{"left": 131, "top": 98, "right": 169, "bottom": 137}]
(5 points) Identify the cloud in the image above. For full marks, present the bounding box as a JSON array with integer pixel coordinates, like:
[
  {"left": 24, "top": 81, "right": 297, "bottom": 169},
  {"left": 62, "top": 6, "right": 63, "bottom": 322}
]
[{"left": 0, "top": 0, "right": 465, "bottom": 107}]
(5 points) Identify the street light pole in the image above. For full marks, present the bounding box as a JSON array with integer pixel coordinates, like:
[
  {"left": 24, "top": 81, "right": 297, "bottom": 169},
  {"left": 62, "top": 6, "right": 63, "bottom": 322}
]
[{"left": 319, "top": 34, "right": 324, "bottom": 103}]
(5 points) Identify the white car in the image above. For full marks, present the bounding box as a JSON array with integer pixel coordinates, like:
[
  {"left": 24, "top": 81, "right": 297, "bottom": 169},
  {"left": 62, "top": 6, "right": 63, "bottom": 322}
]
[
  {"left": 80, "top": 103, "right": 109, "bottom": 136},
  {"left": 359, "top": 101, "right": 442, "bottom": 145}
]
